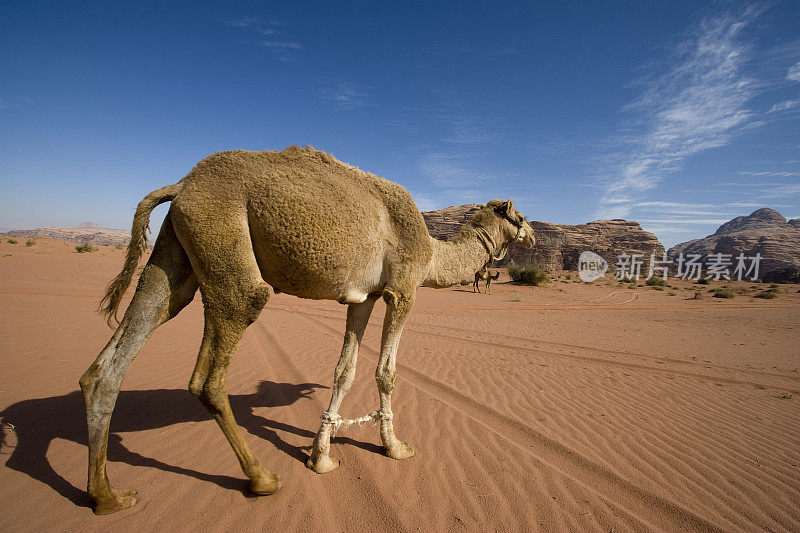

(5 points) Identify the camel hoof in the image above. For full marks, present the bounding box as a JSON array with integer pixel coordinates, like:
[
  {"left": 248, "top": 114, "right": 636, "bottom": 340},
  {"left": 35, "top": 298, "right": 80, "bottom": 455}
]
[
  {"left": 93, "top": 488, "right": 137, "bottom": 515},
  {"left": 249, "top": 472, "right": 282, "bottom": 495},
  {"left": 384, "top": 441, "right": 415, "bottom": 460},
  {"left": 306, "top": 454, "right": 340, "bottom": 474}
]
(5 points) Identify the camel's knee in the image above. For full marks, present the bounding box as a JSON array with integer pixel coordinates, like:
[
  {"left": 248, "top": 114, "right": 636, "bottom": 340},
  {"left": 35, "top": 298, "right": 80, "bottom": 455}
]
[
  {"left": 188, "top": 372, "right": 205, "bottom": 400},
  {"left": 333, "top": 362, "right": 357, "bottom": 394},
  {"left": 79, "top": 365, "right": 99, "bottom": 394},
  {"left": 375, "top": 368, "right": 396, "bottom": 394},
  {"left": 191, "top": 378, "right": 228, "bottom": 413},
  {"left": 243, "top": 284, "right": 270, "bottom": 324}
]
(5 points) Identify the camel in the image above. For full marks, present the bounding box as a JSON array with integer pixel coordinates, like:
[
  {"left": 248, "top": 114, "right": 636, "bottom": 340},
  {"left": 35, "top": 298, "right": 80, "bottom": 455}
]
[
  {"left": 473, "top": 268, "right": 500, "bottom": 294},
  {"left": 79, "top": 145, "right": 535, "bottom": 515}
]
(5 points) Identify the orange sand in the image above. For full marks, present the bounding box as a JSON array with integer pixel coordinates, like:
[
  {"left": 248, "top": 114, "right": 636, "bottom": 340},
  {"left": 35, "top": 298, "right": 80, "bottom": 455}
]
[{"left": 1, "top": 239, "right": 798, "bottom": 531}]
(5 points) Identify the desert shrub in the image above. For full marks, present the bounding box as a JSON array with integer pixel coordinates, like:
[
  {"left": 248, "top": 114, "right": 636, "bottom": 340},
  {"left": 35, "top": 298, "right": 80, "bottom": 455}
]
[
  {"left": 507, "top": 261, "right": 549, "bottom": 286},
  {"left": 696, "top": 278, "right": 710, "bottom": 285},
  {"left": 619, "top": 276, "right": 634, "bottom": 283},
  {"left": 712, "top": 288, "right": 734, "bottom": 299},
  {"left": 115, "top": 244, "right": 125, "bottom": 250},
  {"left": 510, "top": 295, "right": 522, "bottom": 302},
  {"left": 652, "top": 285, "right": 665, "bottom": 291},
  {"left": 75, "top": 242, "right": 96, "bottom": 253},
  {"left": 769, "top": 283, "right": 779, "bottom": 288},
  {"left": 668, "top": 291, "right": 677, "bottom": 296},
  {"left": 754, "top": 290, "right": 777, "bottom": 299},
  {"left": 25, "top": 239, "right": 36, "bottom": 247},
  {"left": 7, "top": 238, "right": 18, "bottom": 244},
  {"left": 565, "top": 274, "right": 571, "bottom": 280},
  {"left": 645, "top": 277, "right": 667, "bottom": 287},
  {"left": 627, "top": 283, "right": 637, "bottom": 289}
]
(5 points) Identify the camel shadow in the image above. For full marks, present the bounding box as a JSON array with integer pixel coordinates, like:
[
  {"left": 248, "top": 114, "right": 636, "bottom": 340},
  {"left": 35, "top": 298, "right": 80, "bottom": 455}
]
[{"left": 0, "top": 380, "right": 382, "bottom": 509}]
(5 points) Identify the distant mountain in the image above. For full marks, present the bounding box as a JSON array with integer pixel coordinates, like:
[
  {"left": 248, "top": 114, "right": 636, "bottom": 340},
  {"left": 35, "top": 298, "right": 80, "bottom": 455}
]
[
  {"left": 668, "top": 208, "right": 800, "bottom": 282},
  {"left": 1, "top": 221, "right": 131, "bottom": 247},
  {"left": 422, "top": 204, "right": 665, "bottom": 271}
]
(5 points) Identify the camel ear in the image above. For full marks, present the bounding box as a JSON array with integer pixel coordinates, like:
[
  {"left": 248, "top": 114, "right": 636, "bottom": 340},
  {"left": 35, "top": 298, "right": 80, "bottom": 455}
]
[{"left": 505, "top": 199, "right": 514, "bottom": 216}]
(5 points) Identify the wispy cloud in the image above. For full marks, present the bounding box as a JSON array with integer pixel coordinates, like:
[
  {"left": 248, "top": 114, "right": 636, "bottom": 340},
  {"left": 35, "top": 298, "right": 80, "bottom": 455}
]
[
  {"left": 419, "top": 152, "right": 514, "bottom": 188},
  {"left": 491, "top": 47, "right": 519, "bottom": 56},
  {"left": 766, "top": 99, "right": 800, "bottom": 114},
  {"left": 640, "top": 217, "right": 732, "bottom": 225},
  {"left": 788, "top": 61, "right": 800, "bottom": 83},
  {"left": 759, "top": 183, "right": 800, "bottom": 198},
  {"left": 739, "top": 170, "right": 800, "bottom": 177},
  {"left": 598, "top": 8, "right": 761, "bottom": 218},
  {"left": 635, "top": 201, "right": 715, "bottom": 208},
  {"left": 768, "top": 61, "right": 800, "bottom": 113},
  {"left": 226, "top": 16, "right": 280, "bottom": 35},
  {"left": 226, "top": 16, "right": 300, "bottom": 61},
  {"left": 319, "top": 81, "right": 367, "bottom": 109},
  {"left": 261, "top": 40, "right": 302, "bottom": 50}
]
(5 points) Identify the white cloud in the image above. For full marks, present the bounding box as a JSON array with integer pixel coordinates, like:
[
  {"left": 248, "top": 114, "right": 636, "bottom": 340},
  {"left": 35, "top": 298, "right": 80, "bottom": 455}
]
[
  {"left": 261, "top": 41, "right": 302, "bottom": 50},
  {"left": 411, "top": 195, "right": 441, "bottom": 212},
  {"left": 227, "top": 16, "right": 280, "bottom": 35},
  {"left": 227, "top": 17, "right": 299, "bottom": 60},
  {"left": 419, "top": 152, "right": 509, "bottom": 187},
  {"left": 640, "top": 217, "right": 731, "bottom": 224},
  {"left": 788, "top": 61, "right": 800, "bottom": 83},
  {"left": 740, "top": 170, "right": 800, "bottom": 177},
  {"left": 759, "top": 184, "right": 800, "bottom": 198},
  {"left": 635, "top": 201, "right": 715, "bottom": 208},
  {"left": 598, "top": 8, "right": 761, "bottom": 218},
  {"left": 319, "top": 81, "right": 367, "bottom": 109},
  {"left": 767, "top": 99, "right": 800, "bottom": 114}
]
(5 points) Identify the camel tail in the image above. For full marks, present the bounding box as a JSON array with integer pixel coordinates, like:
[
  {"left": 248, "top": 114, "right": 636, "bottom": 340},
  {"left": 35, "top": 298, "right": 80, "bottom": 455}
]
[{"left": 98, "top": 183, "right": 183, "bottom": 327}]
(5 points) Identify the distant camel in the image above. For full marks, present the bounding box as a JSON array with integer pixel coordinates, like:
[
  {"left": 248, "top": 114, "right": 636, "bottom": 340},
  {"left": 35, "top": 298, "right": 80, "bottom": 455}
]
[
  {"left": 80, "top": 146, "right": 535, "bottom": 514},
  {"left": 473, "top": 268, "right": 500, "bottom": 294}
]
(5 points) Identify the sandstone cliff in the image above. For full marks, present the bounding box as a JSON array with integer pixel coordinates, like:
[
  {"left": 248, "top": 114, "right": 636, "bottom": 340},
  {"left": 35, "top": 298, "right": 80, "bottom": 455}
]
[
  {"left": 667, "top": 208, "right": 800, "bottom": 282},
  {"left": 2, "top": 222, "right": 131, "bottom": 247},
  {"left": 422, "top": 204, "right": 665, "bottom": 271}
]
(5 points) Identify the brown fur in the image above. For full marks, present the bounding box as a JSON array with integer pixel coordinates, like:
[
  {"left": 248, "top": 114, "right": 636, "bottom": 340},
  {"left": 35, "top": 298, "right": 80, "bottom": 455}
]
[{"left": 79, "top": 145, "right": 535, "bottom": 514}]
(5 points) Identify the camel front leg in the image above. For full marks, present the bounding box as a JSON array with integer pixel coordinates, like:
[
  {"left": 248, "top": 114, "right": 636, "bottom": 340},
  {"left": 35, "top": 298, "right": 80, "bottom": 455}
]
[
  {"left": 375, "top": 288, "right": 415, "bottom": 460},
  {"left": 307, "top": 295, "right": 378, "bottom": 473}
]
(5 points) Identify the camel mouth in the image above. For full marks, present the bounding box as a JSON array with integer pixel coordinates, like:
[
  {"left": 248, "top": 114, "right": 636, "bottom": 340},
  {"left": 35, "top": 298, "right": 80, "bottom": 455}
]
[{"left": 518, "top": 226, "right": 535, "bottom": 248}]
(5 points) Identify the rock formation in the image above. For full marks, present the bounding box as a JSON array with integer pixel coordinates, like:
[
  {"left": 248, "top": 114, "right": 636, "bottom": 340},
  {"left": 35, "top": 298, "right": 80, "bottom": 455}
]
[
  {"left": 668, "top": 208, "right": 800, "bottom": 283},
  {"left": 422, "top": 204, "right": 665, "bottom": 271},
  {"left": 1, "top": 222, "right": 131, "bottom": 247}
]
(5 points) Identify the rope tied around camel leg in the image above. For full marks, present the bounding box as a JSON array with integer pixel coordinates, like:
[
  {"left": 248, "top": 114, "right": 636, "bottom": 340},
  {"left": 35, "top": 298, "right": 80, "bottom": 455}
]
[{"left": 320, "top": 409, "right": 393, "bottom": 434}]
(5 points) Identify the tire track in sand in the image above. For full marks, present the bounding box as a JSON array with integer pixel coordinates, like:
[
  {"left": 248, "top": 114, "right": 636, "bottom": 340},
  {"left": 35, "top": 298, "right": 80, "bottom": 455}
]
[
  {"left": 279, "top": 306, "right": 728, "bottom": 532},
  {"left": 269, "top": 305, "right": 797, "bottom": 394},
  {"left": 244, "top": 319, "right": 411, "bottom": 532}
]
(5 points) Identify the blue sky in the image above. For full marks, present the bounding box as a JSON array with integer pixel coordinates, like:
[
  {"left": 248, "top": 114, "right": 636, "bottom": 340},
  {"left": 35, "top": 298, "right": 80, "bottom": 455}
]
[{"left": 1, "top": 1, "right": 798, "bottom": 247}]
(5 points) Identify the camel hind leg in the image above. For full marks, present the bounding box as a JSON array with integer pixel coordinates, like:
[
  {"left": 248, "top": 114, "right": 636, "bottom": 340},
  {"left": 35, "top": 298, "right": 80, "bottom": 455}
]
[
  {"left": 79, "top": 211, "right": 198, "bottom": 514},
  {"left": 174, "top": 211, "right": 280, "bottom": 496}
]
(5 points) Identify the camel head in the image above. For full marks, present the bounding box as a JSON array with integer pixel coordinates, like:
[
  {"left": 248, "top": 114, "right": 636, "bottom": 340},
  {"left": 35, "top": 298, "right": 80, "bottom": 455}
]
[{"left": 485, "top": 199, "right": 535, "bottom": 248}]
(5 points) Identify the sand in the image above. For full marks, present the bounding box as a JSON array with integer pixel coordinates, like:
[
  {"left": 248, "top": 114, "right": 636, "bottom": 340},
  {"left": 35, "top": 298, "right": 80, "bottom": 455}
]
[{"left": 1, "top": 238, "right": 798, "bottom": 531}]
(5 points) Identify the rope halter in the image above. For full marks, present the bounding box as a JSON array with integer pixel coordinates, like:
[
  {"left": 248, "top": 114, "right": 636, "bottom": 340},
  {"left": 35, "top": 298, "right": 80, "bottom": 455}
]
[{"left": 475, "top": 209, "right": 526, "bottom": 263}]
